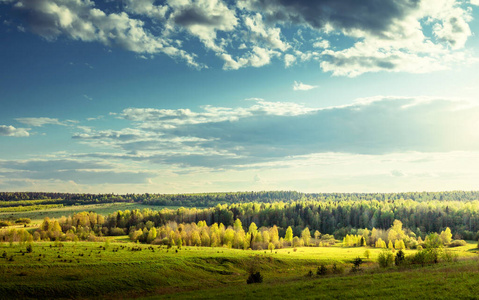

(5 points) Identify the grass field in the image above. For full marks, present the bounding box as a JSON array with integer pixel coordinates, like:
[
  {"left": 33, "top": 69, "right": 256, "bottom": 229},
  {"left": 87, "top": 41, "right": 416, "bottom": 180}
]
[
  {"left": 0, "top": 203, "right": 187, "bottom": 226},
  {"left": 0, "top": 240, "right": 478, "bottom": 299}
]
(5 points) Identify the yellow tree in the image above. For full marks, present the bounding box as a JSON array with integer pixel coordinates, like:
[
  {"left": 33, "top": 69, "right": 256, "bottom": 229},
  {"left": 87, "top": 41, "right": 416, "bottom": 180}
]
[
  {"left": 440, "top": 227, "right": 452, "bottom": 245},
  {"left": 284, "top": 226, "right": 293, "bottom": 244},
  {"left": 233, "top": 219, "right": 243, "bottom": 232},
  {"left": 301, "top": 227, "right": 311, "bottom": 246}
]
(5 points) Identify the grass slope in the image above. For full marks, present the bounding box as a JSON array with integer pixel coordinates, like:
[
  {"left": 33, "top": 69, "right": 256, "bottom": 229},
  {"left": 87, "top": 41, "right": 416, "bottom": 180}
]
[{"left": 0, "top": 240, "right": 478, "bottom": 299}]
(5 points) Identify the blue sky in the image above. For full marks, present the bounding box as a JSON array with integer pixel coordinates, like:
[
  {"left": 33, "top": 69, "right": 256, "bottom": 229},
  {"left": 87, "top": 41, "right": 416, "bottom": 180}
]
[{"left": 1, "top": 0, "right": 479, "bottom": 193}]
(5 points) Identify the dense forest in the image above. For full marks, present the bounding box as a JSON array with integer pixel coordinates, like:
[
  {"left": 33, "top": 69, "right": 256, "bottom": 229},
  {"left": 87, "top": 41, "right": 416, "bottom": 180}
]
[
  {"left": 1, "top": 198, "right": 474, "bottom": 243},
  {"left": 1, "top": 191, "right": 479, "bottom": 207},
  {"left": 95, "top": 199, "right": 479, "bottom": 239}
]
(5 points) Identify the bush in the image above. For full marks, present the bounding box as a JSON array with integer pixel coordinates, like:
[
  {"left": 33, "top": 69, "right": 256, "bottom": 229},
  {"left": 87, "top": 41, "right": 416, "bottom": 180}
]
[
  {"left": 351, "top": 257, "right": 363, "bottom": 272},
  {"left": 246, "top": 272, "right": 263, "bottom": 284},
  {"left": 15, "top": 218, "right": 31, "bottom": 224},
  {"left": 411, "top": 248, "right": 439, "bottom": 266},
  {"left": 448, "top": 240, "right": 467, "bottom": 247},
  {"left": 395, "top": 250, "right": 405, "bottom": 266},
  {"left": 109, "top": 227, "right": 126, "bottom": 236},
  {"left": 316, "top": 264, "right": 328, "bottom": 276},
  {"left": 0, "top": 220, "right": 12, "bottom": 228},
  {"left": 378, "top": 250, "right": 394, "bottom": 268}
]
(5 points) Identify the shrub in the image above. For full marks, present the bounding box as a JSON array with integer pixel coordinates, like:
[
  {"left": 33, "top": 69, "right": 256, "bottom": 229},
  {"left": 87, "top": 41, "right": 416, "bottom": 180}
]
[
  {"left": 246, "top": 272, "right": 263, "bottom": 284},
  {"left": 448, "top": 240, "right": 467, "bottom": 247},
  {"left": 411, "top": 248, "right": 439, "bottom": 266},
  {"left": 317, "top": 264, "right": 328, "bottom": 276},
  {"left": 378, "top": 250, "right": 394, "bottom": 268},
  {"left": 15, "top": 218, "right": 31, "bottom": 224},
  {"left": 0, "top": 221, "right": 12, "bottom": 228},
  {"left": 351, "top": 257, "right": 363, "bottom": 272},
  {"left": 26, "top": 243, "right": 33, "bottom": 253},
  {"left": 395, "top": 250, "right": 405, "bottom": 266}
]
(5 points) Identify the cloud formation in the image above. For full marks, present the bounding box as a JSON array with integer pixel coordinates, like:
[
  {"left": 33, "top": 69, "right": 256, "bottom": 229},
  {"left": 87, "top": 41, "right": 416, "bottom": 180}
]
[
  {"left": 5, "top": 0, "right": 200, "bottom": 67},
  {"left": 0, "top": 125, "right": 30, "bottom": 137},
  {"left": 0, "top": 0, "right": 475, "bottom": 75},
  {"left": 71, "top": 97, "right": 479, "bottom": 170},
  {"left": 0, "top": 159, "right": 153, "bottom": 184}
]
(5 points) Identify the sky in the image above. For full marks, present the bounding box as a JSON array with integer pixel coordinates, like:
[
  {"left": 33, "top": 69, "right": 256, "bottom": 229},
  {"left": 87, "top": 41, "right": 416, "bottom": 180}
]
[{"left": 1, "top": 0, "right": 479, "bottom": 194}]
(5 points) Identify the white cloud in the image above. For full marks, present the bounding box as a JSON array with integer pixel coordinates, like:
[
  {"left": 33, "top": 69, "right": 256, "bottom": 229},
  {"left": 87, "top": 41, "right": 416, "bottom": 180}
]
[
  {"left": 221, "top": 46, "right": 279, "bottom": 70},
  {"left": 0, "top": 0, "right": 476, "bottom": 74},
  {"left": 64, "top": 97, "right": 479, "bottom": 172},
  {"left": 471, "top": 0, "right": 479, "bottom": 5},
  {"left": 0, "top": 125, "right": 30, "bottom": 137},
  {"left": 243, "top": 13, "right": 289, "bottom": 51},
  {"left": 284, "top": 53, "right": 296, "bottom": 67},
  {"left": 124, "top": 0, "right": 168, "bottom": 20},
  {"left": 293, "top": 81, "right": 318, "bottom": 91},
  {"left": 6, "top": 0, "right": 201, "bottom": 67},
  {"left": 312, "top": 38, "right": 329, "bottom": 49},
  {"left": 15, "top": 117, "right": 71, "bottom": 127}
]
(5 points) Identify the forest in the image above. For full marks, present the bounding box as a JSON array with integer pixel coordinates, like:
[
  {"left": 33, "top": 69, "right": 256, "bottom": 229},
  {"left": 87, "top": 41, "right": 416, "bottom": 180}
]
[
  {"left": 1, "top": 191, "right": 479, "bottom": 299},
  {"left": 1, "top": 190, "right": 479, "bottom": 207}
]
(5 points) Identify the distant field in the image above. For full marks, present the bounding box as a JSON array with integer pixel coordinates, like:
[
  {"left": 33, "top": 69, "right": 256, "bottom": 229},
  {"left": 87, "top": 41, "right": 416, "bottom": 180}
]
[
  {"left": 0, "top": 203, "right": 188, "bottom": 226},
  {"left": 0, "top": 240, "right": 478, "bottom": 299}
]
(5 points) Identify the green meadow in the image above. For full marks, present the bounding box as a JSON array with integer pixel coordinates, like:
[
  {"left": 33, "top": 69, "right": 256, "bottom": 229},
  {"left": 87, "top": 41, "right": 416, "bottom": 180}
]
[{"left": 0, "top": 240, "right": 478, "bottom": 299}]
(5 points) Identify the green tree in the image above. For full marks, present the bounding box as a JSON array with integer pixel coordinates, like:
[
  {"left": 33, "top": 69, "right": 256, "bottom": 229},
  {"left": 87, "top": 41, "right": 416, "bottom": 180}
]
[
  {"left": 248, "top": 222, "right": 258, "bottom": 235},
  {"left": 425, "top": 233, "right": 442, "bottom": 249},
  {"left": 147, "top": 227, "right": 157, "bottom": 243},
  {"left": 284, "top": 226, "right": 293, "bottom": 243},
  {"left": 234, "top": 219, "right": 243, "bottom": 232}
]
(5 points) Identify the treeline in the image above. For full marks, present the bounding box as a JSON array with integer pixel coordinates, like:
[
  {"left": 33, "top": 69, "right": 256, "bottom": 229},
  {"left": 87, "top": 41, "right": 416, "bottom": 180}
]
[
  {"left": 20, "top": 200, "right": 479, "bottom": 242},
  {"left": 1, "top": 191, "right": 478, "bottom": 208},
  {"left": 20, "top": 212, "right": 458, "bottom": 255},
  {"left": 98, "top": 199, "right": 479, "bottom": 240}
]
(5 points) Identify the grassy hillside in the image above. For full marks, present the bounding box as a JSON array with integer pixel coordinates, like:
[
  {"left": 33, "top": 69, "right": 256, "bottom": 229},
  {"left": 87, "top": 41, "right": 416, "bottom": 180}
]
[{"left": 0, "top": 240, "right": 478, "bottom": 299}]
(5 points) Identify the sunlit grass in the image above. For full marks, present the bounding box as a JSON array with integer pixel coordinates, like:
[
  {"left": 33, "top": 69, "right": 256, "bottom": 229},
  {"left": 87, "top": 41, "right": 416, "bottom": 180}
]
[{"left": 0, "top": 239, "right": 478, "bottom": 299}]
